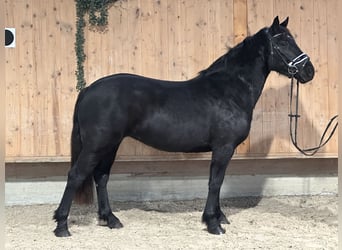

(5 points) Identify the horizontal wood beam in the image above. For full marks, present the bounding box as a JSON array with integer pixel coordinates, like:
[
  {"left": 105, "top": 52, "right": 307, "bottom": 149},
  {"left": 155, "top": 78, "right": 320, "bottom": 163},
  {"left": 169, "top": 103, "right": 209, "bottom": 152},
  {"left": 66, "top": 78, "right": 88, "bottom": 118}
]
[{"left": 6, "top": 158, "right": 337, "bottom": 180}]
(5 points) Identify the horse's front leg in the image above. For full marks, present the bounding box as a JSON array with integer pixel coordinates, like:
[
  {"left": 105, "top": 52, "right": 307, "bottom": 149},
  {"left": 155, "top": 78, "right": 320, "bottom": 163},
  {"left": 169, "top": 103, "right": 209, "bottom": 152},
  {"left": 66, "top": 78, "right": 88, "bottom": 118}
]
[{"left": 202, "top": 145, "right": 234, "bottom": 235}]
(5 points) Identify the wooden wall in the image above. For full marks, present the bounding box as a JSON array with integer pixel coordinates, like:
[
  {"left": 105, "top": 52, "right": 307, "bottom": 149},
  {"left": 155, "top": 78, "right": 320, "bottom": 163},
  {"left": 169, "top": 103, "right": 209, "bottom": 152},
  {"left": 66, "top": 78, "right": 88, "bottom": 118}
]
[{"left": 5, "top": 0, "right": 338, "bottom": 162}]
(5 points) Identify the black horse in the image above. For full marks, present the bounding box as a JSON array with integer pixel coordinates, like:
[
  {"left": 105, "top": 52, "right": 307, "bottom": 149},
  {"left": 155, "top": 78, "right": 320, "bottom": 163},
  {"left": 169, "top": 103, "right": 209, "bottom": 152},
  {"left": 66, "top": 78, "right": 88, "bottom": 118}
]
[{"left": 54, "top": 17, "right": 314, "bottom": 237}]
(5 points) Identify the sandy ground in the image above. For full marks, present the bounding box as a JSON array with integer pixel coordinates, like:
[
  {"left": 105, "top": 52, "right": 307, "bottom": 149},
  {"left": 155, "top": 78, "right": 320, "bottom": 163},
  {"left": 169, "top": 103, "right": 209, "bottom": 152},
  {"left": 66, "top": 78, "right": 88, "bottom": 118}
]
[{"left": 5, "top": 195, "right": 337, "bottom": 250}]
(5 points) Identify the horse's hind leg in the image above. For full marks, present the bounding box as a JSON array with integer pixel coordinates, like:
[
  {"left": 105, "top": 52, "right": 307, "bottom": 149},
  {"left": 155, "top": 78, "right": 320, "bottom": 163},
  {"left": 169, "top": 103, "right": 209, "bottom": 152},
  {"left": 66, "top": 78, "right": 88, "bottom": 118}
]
[
  {"left": 53, "top": 149, "right": 101, "bottom": 237},
  {"left": 94, "top": 147, "right": 123, "bottom": 229}
]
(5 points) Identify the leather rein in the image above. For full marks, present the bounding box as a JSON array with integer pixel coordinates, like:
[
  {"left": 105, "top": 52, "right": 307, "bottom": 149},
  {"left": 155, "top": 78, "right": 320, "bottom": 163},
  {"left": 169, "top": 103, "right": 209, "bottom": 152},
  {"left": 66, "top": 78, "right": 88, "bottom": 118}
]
[{"left": 289, "top": 76, "right": 338, "bottom": 156}]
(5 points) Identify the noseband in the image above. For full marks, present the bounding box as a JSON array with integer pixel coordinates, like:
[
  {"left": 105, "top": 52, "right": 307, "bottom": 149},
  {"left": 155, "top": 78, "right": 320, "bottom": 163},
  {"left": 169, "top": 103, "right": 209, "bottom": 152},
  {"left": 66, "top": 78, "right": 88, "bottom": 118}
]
[{"left": 269, "top": 33, "right": 309, "bottom": 76}]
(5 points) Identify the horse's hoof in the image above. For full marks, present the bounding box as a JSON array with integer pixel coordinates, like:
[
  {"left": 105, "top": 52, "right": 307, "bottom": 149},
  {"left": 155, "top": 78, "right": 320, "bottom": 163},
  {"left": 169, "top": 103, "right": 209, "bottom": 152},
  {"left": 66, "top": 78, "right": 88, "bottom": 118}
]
[
  {"left": 208, "top": 225, "right": 226, "bottom": 235},
  {"left": 108, "top": 220, "right": 123, "bottom": 229},
  {"left": 54, "top": 228, "right": 71, "bottom": 237}
]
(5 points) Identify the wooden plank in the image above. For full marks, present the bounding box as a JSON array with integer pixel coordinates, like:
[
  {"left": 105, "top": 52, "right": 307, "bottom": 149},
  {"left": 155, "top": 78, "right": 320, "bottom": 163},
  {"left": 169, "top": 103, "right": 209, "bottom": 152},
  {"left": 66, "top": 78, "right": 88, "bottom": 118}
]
[
  {"left": 325, "top": 0, "right": 338, "bottom": 153},
  {"left": 111, "top": 0, "right": 130, "bottom": 74},
  {"left": 5, "top": 158, "right": 337, "bottom": 180},
  {"left": 233, "top": 0, "right": 247, "bottom": 43},
  {"left": 207, "top": 0, "right": 234, "bottom": 61},
  {"left": 181, "top": 0, "right": 209, "bottom": 78},
  {"left": 45, "top": 0, "right": 66, "bottom": 157},
  {"left": 310, "top": 0, "right": 329, "bottom": 152},
  {"left": 50, "top": 0, "right": 63, "bottom": 156},
  {"left": 56, "top": 0, "right": 77, "bottom": 156},
  {"left": 127, "top": 0, "right": 143, "bottom": 75},
  {"left": 153, "top": 0, "right": 169, "bottom": 80},
  {"left": 178, "top": 0, "right": 190, "bottom": 80},
  {"left": 30, "top": 0, "right": 56, "bottom": 157},
  {"left": 85, "top": 10, "right": 104, "bottom": 84},
  {"left": 167, "top": 0, "right": 184, "bottom": 80},
  {"left": 22, "top": 0, "right": 35, "bottom": 157},
  {"left": 5, "top": 0, "right": 27, "bottom": 158},
  {"left": 191, "top": 0, "right": 208, "bottom": 74},
  {"left": 140, "top": 0, "right": 157, "bottom": 78}
]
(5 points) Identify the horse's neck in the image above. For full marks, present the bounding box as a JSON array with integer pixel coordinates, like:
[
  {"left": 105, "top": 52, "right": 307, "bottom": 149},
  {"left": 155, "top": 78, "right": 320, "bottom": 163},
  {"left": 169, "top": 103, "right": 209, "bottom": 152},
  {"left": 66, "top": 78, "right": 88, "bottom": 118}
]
[
  {"left": 229, "top": 39, "right": 270, "bottom": 109},
  {"left": 197, "top": 30, "right": 271, "bottom": 111},
  {"left": 239, "top": 63, "right": 270, "bottom": 108}
]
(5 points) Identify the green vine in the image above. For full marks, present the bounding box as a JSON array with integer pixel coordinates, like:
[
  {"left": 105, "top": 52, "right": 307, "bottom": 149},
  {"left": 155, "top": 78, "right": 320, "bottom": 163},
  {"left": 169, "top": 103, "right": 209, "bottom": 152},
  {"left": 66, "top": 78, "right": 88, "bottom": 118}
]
[{"left": 75, "top": 0, "right": 118, "bottom": 91}]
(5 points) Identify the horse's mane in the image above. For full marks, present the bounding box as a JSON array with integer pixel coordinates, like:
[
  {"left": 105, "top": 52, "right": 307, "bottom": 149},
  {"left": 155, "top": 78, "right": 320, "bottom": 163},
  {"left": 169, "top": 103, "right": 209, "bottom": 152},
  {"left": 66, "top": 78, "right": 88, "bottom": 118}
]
[
  {"left": 198, "top": 52, "right": 229, "bottom": 76},
  {"left": 199, "top": 28, "right": 267, "bottom": 77}
]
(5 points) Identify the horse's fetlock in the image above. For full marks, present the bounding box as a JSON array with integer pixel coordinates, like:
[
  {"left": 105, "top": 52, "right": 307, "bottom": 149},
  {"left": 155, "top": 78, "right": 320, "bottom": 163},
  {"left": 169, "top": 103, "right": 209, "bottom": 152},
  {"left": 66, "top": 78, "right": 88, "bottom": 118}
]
[
  {"left": 53, "top": 209, "right": 67, "bottom": 222},
  {"left": 202, "top": 211, "right": 217, "bottom": 224},
  {"left": 98, "top": 211, "right": 110, "bottom": 221}
]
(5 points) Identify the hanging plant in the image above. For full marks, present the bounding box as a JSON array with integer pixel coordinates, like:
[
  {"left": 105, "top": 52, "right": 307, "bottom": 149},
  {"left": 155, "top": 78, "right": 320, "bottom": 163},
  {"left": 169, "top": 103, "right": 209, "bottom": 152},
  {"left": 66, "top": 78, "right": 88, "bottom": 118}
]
[{"left": 74, "top": 0, "right": 118, "bottom": 91}]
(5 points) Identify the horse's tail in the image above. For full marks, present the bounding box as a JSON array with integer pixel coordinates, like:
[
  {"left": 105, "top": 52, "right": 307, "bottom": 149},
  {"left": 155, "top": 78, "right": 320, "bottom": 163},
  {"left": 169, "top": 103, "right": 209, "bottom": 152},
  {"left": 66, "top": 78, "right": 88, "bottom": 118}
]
[{"left": 71, "top": 88, "right": 94, "bottom": 204}]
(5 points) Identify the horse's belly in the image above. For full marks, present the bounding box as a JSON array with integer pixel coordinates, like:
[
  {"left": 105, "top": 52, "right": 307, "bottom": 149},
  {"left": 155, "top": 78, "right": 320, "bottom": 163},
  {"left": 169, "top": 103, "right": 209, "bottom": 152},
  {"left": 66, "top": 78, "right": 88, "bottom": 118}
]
[
  {"left": 134, "top": 136, "right": 211, "bottom": 153},
  {"left": 129, "top": 121, "right": 211, "bottom": 153}
]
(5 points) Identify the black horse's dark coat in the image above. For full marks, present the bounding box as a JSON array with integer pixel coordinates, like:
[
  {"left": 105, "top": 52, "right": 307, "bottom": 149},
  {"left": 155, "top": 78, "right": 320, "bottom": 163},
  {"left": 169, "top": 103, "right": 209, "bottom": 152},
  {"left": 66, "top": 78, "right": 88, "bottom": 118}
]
[{"left": 54, "top": 17, "right": 314, "bottom": 237}]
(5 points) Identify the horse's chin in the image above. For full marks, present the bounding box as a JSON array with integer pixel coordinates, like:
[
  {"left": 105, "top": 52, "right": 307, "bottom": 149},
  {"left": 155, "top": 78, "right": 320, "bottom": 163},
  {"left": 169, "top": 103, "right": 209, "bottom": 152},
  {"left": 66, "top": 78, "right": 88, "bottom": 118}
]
[{"left": 295, "top": 75, "right": 312, "bottom": 84}]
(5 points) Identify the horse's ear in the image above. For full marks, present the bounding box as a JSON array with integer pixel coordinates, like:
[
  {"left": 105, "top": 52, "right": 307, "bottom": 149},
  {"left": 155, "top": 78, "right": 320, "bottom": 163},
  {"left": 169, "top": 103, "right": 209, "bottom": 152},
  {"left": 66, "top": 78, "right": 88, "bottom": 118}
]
[
  {"left": 272, "top": 16, "right": 280, "bottom": 27},
  {"left": 270, "top": 16, "right": 280, "bottom": 34},
  {"left": 280, "top": 17, "right": 289, "bottom": 27}
]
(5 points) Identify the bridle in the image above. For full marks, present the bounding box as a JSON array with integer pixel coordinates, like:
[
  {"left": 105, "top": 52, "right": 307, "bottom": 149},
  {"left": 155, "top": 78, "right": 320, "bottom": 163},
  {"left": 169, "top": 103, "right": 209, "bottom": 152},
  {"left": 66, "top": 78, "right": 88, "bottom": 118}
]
[
  {"left": 269, "top": 32, "right": 310, "bottom": 76},
  {"left": 269, "top": 32, "right": 338, "bottom": 156}
]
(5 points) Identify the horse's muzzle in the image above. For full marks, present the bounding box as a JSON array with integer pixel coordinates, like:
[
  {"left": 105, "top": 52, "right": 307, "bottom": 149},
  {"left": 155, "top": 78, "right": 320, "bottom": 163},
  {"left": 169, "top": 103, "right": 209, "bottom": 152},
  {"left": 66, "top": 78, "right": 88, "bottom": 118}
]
[{"left": 295, "top": 60, "right": 315, "bottom": 83}]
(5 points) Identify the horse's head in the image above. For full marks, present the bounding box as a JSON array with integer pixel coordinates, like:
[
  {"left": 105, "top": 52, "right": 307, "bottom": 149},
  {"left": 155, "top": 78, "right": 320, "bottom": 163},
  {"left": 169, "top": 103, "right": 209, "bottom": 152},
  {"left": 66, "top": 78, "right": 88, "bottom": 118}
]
[{"left": 267, "top": 16, "right": 315, "bottom": 83}]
